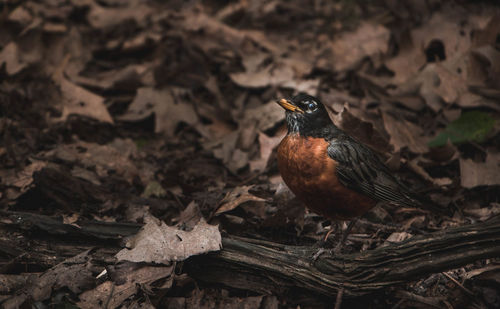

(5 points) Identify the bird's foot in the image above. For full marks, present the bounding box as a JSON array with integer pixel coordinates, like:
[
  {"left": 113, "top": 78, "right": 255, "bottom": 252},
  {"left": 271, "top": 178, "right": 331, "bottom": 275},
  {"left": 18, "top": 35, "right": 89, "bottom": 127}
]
[
  {"left": 311, "top": 242, "right": 345, "bottom": 262},
  {"left": 311, "top": 247, "right": 331, "bottom": 262}
]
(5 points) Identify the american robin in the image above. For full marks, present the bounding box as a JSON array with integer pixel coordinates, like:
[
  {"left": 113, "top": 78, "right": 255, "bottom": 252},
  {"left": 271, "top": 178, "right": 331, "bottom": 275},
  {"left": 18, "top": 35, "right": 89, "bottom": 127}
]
[{"left": 276, "top": 94, "right": 447, "bottom": 228}]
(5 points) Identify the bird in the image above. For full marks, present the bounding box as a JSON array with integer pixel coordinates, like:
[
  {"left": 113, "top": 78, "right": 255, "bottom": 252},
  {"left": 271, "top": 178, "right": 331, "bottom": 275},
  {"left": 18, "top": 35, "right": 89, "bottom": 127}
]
[{"left": 275, "top": 94, "right": 447, "bottom": 244}]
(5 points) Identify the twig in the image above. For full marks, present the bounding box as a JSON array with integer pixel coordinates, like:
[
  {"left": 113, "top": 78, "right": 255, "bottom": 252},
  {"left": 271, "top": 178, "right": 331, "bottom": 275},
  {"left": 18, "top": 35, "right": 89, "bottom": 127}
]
[
  {"left": 442, "top": 272, "right": 474, "bottom": 296},
  {"left": 334, "top": 288, "right": 344, "bottom": 309}
]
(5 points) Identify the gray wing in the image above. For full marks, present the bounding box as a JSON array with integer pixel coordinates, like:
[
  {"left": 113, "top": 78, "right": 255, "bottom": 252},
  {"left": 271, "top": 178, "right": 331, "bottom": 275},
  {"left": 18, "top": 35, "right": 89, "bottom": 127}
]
[{"left": 327, "top": 137, "right": 419, "bottom": 207}]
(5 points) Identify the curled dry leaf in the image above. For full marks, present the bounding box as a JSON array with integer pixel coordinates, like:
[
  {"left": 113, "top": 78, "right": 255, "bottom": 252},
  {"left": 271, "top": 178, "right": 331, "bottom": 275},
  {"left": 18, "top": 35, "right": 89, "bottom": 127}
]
[
  {"left": 215, "top": 185, "right": 266, "bottom": 215},
  {"left": 116, "top": 215, "right": 221, "bottom": 263}
]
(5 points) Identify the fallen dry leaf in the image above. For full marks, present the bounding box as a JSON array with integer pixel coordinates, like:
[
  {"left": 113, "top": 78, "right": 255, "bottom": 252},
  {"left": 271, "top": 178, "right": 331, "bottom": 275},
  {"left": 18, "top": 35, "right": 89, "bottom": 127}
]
[
  {"left": 382, "top": 112, "right": 429, "bottom": 154},
  {"left": 173, "top": 201, "right": 203, "bottom": 230},
  {"left": 78, "top": 263, "right": 173, "bottom": 309},
  {"left": 2, "top": 251, "right": 94, "bottom": 308},
  {"left": 118, "top": 87, "right": 198, "bottom": 135},
  {"left": 116, "top": 215, "right": 221, "bottom": 263},
  {"left": 324, "top": 22, "right": 390, "bottom": 72},
  {"left": 384, "top": 32, "right": 427, "bottom": 85},
  {"left": 460, "top": 153, "right": 500, "bottom": 188},
  {"left": 249, "top": 131, "right": 284, "bottom": 172},
  {"left": 208, "top": 131, "right": 250, "bottom": 174},
  {"left": 56, "top": 76, "right": 114, "bottom": 124},
  {"left": 215, "top": 186, "right": 266, "bottom": 215},
  {"left": 42, "top": 140, "right": 140, "bottom": 184},
  {"left": 382, "top": 232, "right": 413, "bottom": 246},
  {"left": 179, "top": 9, "right": 281, "bottom": 54},
  {"left": 87, "top": 3, "right": 153, "bottom": 29},
  {"left": 230, "top": 62, "right": 293, "bottom": 89},
  {"left": 406, "top": 159, "right": 453, "bottom": 187},
  {"left": 0, "top": 160, "right": 47, "bottom": 191},
  {"left": 0, "top": 43, "right": 28, "bottom": 75},
  {"left": 164, "top": 288, "right": 274, "bottom": 309},
  {"left": 8, "top": 5, "right": 33, "bottom": 26},
  {"left": 72, "top": 64, "right": 149, "bottom": 91},
  {"left": 463, "top": 204, "right": 500, "bottom": 221},
  {"left": 243, "top": 100, "right": 285, "bottom": 132},
  {"left": 332, "top": 105, "right": 391, "bottom": 154}
]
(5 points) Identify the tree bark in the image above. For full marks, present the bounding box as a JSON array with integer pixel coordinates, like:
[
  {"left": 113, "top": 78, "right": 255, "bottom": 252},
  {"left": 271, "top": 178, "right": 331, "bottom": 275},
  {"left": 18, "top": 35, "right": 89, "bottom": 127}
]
[{"left": 186, "top": 216, "right": 500, "bottom": 298}]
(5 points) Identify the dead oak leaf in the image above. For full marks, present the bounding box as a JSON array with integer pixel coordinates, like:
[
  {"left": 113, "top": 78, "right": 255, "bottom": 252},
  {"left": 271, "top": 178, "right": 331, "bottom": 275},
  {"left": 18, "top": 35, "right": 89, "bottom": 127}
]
[
  {"left": 87, "top": 3, "right": 153, "bottom": 29},
  {"left": 116, "top": 216, "right": 221, "bottom": 263},
  {"left": 249, "top": 131, "right": 284, "bottom": 172},
  {"left": 215, "top": 185, "right": 266, "bottom": 215},
  {"left": 118, "top": 87, "right": 198, "bottom": 135},
  {"left": 52, "top": 74, "right": 113, "bottom": 124},
  {"left": 323, "top": 22, "right": 390, "bottom": 72},
  {"left": 230, "top": 62, "right": 294, "bottom": 88},
  {"left": 172, "top": 200, "right": 202, "bottom": 230},
  {"left": 332, "top": 105, "right": 391, "bottom": 154},
  {"left": 243, "top": 100, "right": 285, "bottom": 132},
  {"left": 179, "top": 9, "right": 281, "bottom": 54},
  {"left": 42, "top": 140, "right": 140, "bottom": 184},
  {"left": 229, "top": 52, "right": 318, "bottom": 92},
  {"left": 382, "top": 112, "right": 429, "bottom": 154},
  {"left": 460, "top": 153, "right": 500, "bottom": 188},
  {"left": 71, "top": 64, "right": 149, "bottom": 92}
]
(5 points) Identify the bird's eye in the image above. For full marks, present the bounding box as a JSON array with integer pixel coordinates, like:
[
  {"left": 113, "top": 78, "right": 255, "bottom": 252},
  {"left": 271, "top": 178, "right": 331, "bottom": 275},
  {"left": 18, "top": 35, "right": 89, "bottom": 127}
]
[{"left": 306, "top": 101, "right": 317, "bottom": 111}]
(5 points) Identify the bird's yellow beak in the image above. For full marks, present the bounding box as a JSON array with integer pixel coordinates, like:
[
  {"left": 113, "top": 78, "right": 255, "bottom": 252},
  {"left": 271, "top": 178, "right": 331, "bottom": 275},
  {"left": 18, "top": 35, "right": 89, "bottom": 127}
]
[{"left": 276, "top": 98, "right": 304, "bottom": 113}]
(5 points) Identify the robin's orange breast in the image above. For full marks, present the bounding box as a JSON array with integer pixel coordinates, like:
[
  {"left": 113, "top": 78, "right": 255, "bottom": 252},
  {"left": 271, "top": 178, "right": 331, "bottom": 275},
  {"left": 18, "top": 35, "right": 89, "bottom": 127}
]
[{"left": 277, "top": 134, "right": 376, "bottom": 220}]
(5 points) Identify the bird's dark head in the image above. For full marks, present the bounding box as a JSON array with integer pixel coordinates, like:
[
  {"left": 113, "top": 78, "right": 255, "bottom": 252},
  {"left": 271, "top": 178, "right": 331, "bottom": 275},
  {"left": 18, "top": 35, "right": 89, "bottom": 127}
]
[{"left": 276, "top": 94, "right": 333, "bottom": 136}]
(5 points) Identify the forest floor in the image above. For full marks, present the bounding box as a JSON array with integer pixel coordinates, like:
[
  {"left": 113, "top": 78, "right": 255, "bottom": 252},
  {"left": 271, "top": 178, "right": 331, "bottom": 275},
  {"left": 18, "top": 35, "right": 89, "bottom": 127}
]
[{"left": 1, "top": 0, "right": 500, "bottom": 308}]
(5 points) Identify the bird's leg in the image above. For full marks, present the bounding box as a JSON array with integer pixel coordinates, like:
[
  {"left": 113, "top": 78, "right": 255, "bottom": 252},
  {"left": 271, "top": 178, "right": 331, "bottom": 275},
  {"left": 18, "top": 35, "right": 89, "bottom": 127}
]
[
  {"left": 323, "top": 223, "right": 337, "bottom": 242},
  {"left": 314, "top": 221, "right": 339, "bottom": 248},
  {"left": 333, "top": 219, "right": 358, "bottom": 253},
  {"left": 311, "top": 221, "right": 341, "bottom": 261}
]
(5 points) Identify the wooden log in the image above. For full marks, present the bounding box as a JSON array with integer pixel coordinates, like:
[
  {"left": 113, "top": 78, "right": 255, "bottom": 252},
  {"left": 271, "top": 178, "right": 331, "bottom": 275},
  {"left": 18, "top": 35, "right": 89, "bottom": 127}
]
[
  {"left": 186, "top": 216, "right": 500, "bottom": 298},
  {"left": 2, "top": 210, "right": 499, "bottom": 299}
]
